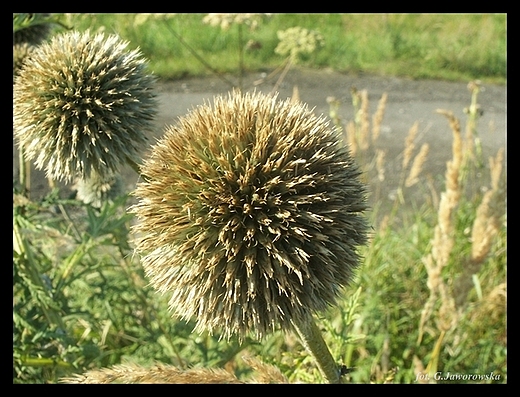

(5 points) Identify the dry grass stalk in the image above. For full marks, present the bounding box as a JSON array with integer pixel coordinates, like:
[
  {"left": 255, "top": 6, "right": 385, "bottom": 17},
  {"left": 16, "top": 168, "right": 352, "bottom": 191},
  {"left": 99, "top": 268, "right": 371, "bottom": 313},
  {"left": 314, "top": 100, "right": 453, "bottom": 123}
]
[
  {"left": 489, "top": 146, "right": 505, "bottom": 192},
  {"left": 405, "top": 143, "right": 429, "bottom": 187},
  {"left": 60, "top": 363, "right": 244, "bottom": 384},
  {"left": 371, "top": 92, "right": 388, "bottom": 144},
  {"left": 426, "top": 174, "right": 440, "bottom": 212},
  {"left": 413, "top": 355, "right": 429, "bottom": 384},
  {"left": 470, "top": 147, "right": 504, "bottom": 264},
  {"left": 61, "top": 357, "right": 290, "bottom": 384},
  {"left": 346, "top": 120, "right": 358, "bottom": 157},
  {"left": 418, "top": 110, "right": 463, "bottom": 342},
  {"left": 463, "top": 80, "right": 482, "bottom": 165},
  {"left": 375, "top": 149, "right": 386, "bottom": 182},
  {"left": 291, "top": 85, "right": 300, "bottom": 104},
  {"left": 417, "top": 255, "right": 442, "bottom": 344},
  {"left": 327, "top": 96, "right": 342, "bottom": 128},
  {"left": 242, "top": 355, "right": 289, "bottom": 383},
  {"left": 435, "top": 110, "right": 463, "bottom": 234},
  {"left": 402, "top": 121, "right": 419, "bottom": 170},
  {"left": 454, "top": 147, "right": 505, "bottom": 307},
  {"left": 378, "top": 214, "right": 390, "bottom": 234},
  {"left": 357, "top": 89, "right": 370, "bottom": 151}
]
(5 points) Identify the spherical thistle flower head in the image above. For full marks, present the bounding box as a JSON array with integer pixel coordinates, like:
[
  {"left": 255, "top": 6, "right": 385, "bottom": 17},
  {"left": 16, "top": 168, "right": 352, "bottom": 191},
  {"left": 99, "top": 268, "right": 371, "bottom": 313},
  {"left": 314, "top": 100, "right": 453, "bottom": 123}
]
[
  {"left": 13, "top": 30, "right": 157, "bottom": 182},
  {"left": 131, "top": 90, "right": 369, "bottom": 340}
]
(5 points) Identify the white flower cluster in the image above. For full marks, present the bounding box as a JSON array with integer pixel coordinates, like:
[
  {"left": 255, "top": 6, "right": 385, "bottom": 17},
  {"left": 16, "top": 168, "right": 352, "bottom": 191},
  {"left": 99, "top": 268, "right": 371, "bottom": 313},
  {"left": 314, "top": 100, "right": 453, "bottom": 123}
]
[
  {"left": 202, "top": 13, "right": 271, "bottom": 31},
  {"left": 275, "top": 26, "right": 324, "bottom": 61}
]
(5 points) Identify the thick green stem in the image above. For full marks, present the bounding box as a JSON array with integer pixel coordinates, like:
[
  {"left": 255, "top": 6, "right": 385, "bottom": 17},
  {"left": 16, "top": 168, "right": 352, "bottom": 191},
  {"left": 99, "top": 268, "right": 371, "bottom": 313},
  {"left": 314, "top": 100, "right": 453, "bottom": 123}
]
[
  {"left": 292, "top": 316, "right": 342, "bottom": 384},
  {"left": 18, "top": 145, "right": 30, "bottom": 197}
]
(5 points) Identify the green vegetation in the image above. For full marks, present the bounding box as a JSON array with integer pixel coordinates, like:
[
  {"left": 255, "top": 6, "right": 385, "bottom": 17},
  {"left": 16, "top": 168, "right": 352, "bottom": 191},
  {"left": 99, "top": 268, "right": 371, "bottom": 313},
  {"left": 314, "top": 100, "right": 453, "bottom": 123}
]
[
  {"left": 13, "top": 14, "right": 506, "bottom": 384},
  {"left": 52, "top": 13, "right": 506, "bottom": 84}
]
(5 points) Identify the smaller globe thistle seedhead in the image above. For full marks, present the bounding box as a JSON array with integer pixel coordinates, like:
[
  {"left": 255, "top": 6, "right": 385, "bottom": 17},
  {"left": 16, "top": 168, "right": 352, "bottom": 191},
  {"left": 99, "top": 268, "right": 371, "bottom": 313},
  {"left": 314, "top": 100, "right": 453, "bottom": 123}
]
[
  {"left": 131, "top": 90, "right": 369, "bottom": 340},
  {"left": 13, "top": 30, "right": 157, "bottom": 182}
]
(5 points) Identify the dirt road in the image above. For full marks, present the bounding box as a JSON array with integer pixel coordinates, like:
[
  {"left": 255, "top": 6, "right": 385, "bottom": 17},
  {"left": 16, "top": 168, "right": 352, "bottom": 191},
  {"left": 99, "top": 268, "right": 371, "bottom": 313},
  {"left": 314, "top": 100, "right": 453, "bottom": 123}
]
[{"left": 14, "top": 68, "right": 506, "bottom": 213}]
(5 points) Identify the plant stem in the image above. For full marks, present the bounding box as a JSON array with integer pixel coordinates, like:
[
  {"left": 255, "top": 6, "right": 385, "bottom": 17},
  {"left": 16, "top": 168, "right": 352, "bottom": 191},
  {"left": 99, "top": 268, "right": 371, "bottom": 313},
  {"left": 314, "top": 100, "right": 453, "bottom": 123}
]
[
  {"left": 291, "top": 316, "right": 342, "bottom": 384},
  {"left": 271, "top": 57, "right": 293, "bottom": 95},
  {"left": 18, "top": 145, "right": 30, "bottom": 197}
]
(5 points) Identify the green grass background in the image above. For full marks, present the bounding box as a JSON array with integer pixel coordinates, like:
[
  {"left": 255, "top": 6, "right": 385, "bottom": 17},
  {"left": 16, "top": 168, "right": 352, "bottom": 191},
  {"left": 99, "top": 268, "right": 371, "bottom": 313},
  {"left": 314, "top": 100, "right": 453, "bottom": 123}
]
[{"left": 55, "top": 13, "right": 506, "bottom": 83}]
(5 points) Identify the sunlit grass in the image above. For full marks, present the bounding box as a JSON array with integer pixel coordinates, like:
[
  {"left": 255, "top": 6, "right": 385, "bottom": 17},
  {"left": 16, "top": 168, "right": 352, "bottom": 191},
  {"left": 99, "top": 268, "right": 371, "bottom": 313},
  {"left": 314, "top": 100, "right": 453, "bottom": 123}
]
[{"left": 53, "top": 13, "right": 506, "bottom": 83}]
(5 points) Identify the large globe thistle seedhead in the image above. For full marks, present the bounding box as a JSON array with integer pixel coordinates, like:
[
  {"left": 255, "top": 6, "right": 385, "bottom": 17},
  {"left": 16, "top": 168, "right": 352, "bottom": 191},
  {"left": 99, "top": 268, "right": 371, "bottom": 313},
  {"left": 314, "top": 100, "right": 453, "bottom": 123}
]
[
  {"left": 13, "top": 30, "right": 157, "bottom": 182},
  {"left": 131, "top": 91, "right": 369, "bottom": 340}
]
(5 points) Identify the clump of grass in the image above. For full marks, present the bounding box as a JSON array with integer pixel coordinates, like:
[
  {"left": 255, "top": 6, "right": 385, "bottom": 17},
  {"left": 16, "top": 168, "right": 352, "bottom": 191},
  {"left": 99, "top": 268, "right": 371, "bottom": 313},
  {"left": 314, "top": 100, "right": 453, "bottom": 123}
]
[
  {"left": 412, "top": 108, "right": 505, "bottom": 382},
  {"left": 327, "top": 87, "right": 433, "bottom": 224},
  {"left": 324, "top": 80, "right": 505, "bottom": 383}
]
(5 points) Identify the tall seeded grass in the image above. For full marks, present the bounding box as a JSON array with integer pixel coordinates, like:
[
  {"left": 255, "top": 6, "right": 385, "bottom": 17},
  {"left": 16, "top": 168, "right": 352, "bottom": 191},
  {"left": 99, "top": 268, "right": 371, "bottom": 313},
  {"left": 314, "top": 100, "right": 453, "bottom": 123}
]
[{"left": 329, "top": 84, "right": 506, "bottom": 383}]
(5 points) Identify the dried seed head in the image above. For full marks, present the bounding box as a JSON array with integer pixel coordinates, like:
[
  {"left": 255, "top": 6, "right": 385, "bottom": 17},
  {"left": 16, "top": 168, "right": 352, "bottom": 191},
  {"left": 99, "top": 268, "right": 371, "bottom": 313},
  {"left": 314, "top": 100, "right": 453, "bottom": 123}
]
[
  {"left": 131, "top": 90, "right": 369, "bottom": 340},
  {"left": 13, "top": 30, "right": 157, "bottom": 182}
]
